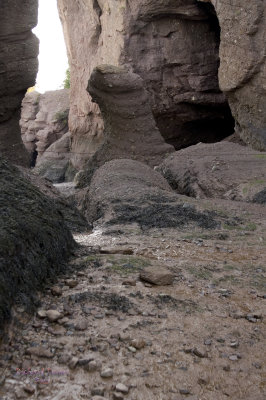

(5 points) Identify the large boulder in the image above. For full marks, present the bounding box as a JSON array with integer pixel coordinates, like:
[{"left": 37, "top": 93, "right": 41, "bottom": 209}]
[
  {"left": 158, "top": 142, "right": 266, "bottom": 201},
  {"left": 57, "top": 0, "right": 233, "bottom": 169},
  {"left": 77, "top": 65, "right": 174, "bottom": 186},
  {"left": 198, "top": 0, "right": 266, "bottom": 150},
  {"left": 0, "top": 0, "right": 38, "bottom": 166},
  {"left": 0, "top": 159, "right": 76, "bottom": 334},
  {"left": 81, "top": 158, "right": 221, "bottom": 230}
]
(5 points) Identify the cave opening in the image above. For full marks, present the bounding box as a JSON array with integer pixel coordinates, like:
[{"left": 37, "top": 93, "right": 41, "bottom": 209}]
[{"left": 155, "top": 1, "right": 235, "bottom": 151}]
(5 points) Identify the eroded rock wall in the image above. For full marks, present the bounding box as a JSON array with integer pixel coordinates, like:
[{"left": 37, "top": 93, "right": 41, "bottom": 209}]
[
  {"left": 199, "top": 0, "right": 266, "bottom": 150},
  {"left": 0, "top": 0, "right": 39, "bottom": 165},
  {"left": 58, "top": 0, "right": 231, "bottom": 169}
]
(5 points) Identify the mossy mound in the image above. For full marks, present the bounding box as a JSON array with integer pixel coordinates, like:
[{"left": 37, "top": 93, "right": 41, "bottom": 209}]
[{"left": 0, "top": 159, "right": 76, "bottom": 334}]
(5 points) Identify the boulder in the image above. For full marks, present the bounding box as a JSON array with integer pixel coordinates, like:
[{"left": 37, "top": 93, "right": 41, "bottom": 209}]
[
  {"left": 81, "top": 158, "right": 221, "bottom": 230},
  {"left": 0, "top": 159, "right": 75, "bottom": 335},
  {"left": 158, "top": 142, "right": 266, "bottom": 201},
  {"left": 0, "top": 0, "right": 38, "bottom": 166},
  {"left": 77, "top": 65, "right": 174, "bottom": 187}
]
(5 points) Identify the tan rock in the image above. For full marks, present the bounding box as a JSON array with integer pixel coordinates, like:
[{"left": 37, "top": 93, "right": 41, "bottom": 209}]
[{"left": 140, "top": 267, "right": 174, "bottom": 285}]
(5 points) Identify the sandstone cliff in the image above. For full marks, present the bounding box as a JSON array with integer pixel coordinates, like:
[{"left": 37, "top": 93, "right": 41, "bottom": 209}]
[
  {"left": 198, "top": 0, "right": 266, "bottom": 150},
  {"left": 58, "top": 0, "right": 234, "bottom": 169},
  {"left": 0, "top": 0, "right": 39, "bottom": 166}
]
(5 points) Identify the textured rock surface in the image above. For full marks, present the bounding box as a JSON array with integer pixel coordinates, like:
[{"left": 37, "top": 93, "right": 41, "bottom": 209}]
[
  {"left": 58, "top": 0, "right": 233, "bottom": 169},
  {"left": 19, "top": 167, "right": 91, "bottom": 232},
  {"left": 140, "top": 267, "right": 175, "bottom": 286},
  {"left": 0, "top": 159, "right": 75, "bottom": 334},
  {"left": 81, "top": 158, "right": 221, "bottom": 230},
  {"left": 198, "top": 0, "right": 266, "bottom": 150},
  {"left": 158, "top": 142, "right": 266, "bottom": 201},
  {"left": 0, "top": 0, "right": 38, "bottom": 165},
  {"left": 77, "top": 65, "right": 174, "bottom": 186}
]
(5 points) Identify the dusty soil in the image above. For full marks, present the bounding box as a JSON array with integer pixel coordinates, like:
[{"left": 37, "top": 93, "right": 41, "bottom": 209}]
[{"left": 0, "top": 199, "right": 265, "bottom": 400}]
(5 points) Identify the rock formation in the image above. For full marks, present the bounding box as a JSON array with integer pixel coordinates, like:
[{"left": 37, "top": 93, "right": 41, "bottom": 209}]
[
  {"left": 76, "top": 65, "right": 174, "bottom": 186},
  {"left": 198, "top": 0, "right": 266, "bottom": 150},
  {"left": 0, "top": 0, "right": 39, "bottom": 166},
  {"left": 20, "top": 89, "right": 72, "bottom": 182},
  {"left": 81, "top": 158, "right": 221, "bottom": 230},
  {"left": 57, "top": 0, "right": 234, "bottom": 169},
  {"left": 0, "top": 159, "right": 76, "bottom": 335},
  {"left": 158, "top": 142, "right": 266, "bottom": 201}
]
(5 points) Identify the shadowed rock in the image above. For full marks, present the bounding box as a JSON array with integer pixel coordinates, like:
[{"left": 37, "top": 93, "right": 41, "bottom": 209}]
[
  {"left": 81, "top": 158, "right": 221, "bottom": 230},
  {"left": 0, "top": 159, "right": 76, "bottom": 335},
  {"left": 77, "top": 65, "right": 174, "bottom": 187}
]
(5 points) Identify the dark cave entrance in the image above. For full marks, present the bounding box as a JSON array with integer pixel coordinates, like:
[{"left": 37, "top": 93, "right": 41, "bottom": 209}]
[{"left": 155, "top": 1, "right": 235, "bottom": 150}]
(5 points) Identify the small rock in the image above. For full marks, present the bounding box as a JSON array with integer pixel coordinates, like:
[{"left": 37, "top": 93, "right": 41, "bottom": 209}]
[
  {"left": 92, "top": 397, "right": 108, "bottom": 400},
  {"left": 179, "top": 388, "right": 191, "bottom": 395},
  {"left": 37, "top": 310, "right": 47, "bottom": 319},
  {"left": 192, "top": 348, "right": 207, "bottom": 358},
  {"left": 58, "top": 354, "right": 70, "bottom": 364},
  {"left": 25, "top": 347, "right": 54, "bottom": 359},
  {"left": 113, "top": 393, "right": 124, "bottom": 400},
  {"left": 204, "top": 339, "right": 212, "bottom": 346},
  {"left": 47, "top": 325, "right": 65, "bottom": 336},
  {"left": 23, "top": 385, "right": 35, "bottom": 395},
  {"left": 85, "top": 360, "right": 102, "bottom": 372},
  {"left": 46, "top": 310, "right": 61, "bottom": 322},
  {"left": 128, "top": 346, "right": 137, "bottom": 353},
  {"left": 122, "top": 279, "right": 136, "bottom": 286},
  {"left": 130, "top": 339, "right": 146, "bottom": 350},
  {"left": 115, "top": 383, "right": 129, "bottom": 394},
  {"left": 228, "top": 354, "right": 240, "bottom": 361},
  {"left": 78, "top": 354, "right": 95, "bottom": 366},
  {"left": 51, "top": 286, "right": 62, "bottom": 296},
  {"left": 100, "top": 368, "right": 114, "bottom": 378},
  {"left": 69, "top": 357, "right": 79, "bottom": 369},
  {"left": 140, "top": 266, "right": 174, "bottom": 285},
  {"left": 91, "top": 386, "right": 105, "bottom": 396},
  {"left": 65, "top": 279, "right": 78, "bottom": 288},
  {"left": 74, "top": 319, "right": 88, "bottom": 331}
]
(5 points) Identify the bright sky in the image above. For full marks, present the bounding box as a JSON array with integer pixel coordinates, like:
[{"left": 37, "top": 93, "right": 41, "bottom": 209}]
[{"left": 33, "top": 0, "right": 68, "bottom": 93}]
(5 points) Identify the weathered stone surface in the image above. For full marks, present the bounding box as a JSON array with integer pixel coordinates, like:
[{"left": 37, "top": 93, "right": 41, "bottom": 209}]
[
  {"left": 0, "top": 0, "right": 38, "bottom": 165},
  {"left": 20, "top": 89, "right": 73, "bottom": 181},
  {"left": 140, "top": 267, "right": 175, "bottom": 286},
  {"left": 0, "top": 159, "right": 75, "bottom": 335},
  {"left": 58, "top": 0, "right": 233, "bottom": 169},
  {"left": 198, "top": 0, "right": 266, "bottom": 150},
  {"left": 19, "top": 167, "right": 91, "bottom": 233},
  {"left": 77, "top": 65, "right": 174, "bottom": 186},
  {"left": 158, "top": 142, "right": 266, "bottom": 201},
  {"left": 81, "top": 158, "right": 221, "bottom": 230}
]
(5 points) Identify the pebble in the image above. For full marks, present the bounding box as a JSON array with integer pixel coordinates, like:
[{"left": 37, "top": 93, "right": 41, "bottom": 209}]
[
  {"left": 122, "top": 279, "right": 136, "bottom": 286},
  {"left": 128, "top": 346, "right": 137, "bottom": 353},
  {"left": 115, "top": 383, "right": 129, "bottom": 394},
  {"left": 130, "top": 339, "right": 146, "bottom": 350},
  {"left": 46, "top": 310, "right": 61, "bottom": 322},
  {"left": 180, "top": 388, "right": 191, "bottom": 395},
  {"left": 100, "top": 368, "right": 114, "bottom": 378},
  {"left": 74, "top": 319, "right": 88, "bottom": 331},
  {"left": 65, "top": 279, "right": 78, "bottom": 288},
  {"left": 69, "top": 356, "right": 79, "bottom": 369},
  {"left": 51, "top": 286, "right": 62, "bottom": 296},
  {"left": 204, "top": 339, "right": 212, "bottom": 346},
  {"left": 192, "top": 348, "right": 207, "bottom": 358},
  {"left": 228, "top": 354, "right": 240, "bottom": 361},
  {"left": 85, "top": 360, "right": 102, "bottom": 372},
  {"left": 37, "top": 310, "right": 47, "bottom": 319},
  {"left": 23, "top": 385, "right": 35, "bottom": 395},
  {"left": 25, "top": 346, "right": 54, "bottom": 359},
  {"left": 91, "top": 387, "right": 105, "bottom": 396},
  {"left": 113, "top": 393, "right": 124, "bottom": 400}
]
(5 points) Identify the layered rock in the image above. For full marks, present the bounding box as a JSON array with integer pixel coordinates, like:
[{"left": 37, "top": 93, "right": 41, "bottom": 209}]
[
  {"left": 198, "top": 0, "right": 266, "bottom": 150},
  {"left": 0, "top": 159, "right": 75, "bottom": 335},
  {"left": 0, "top": 0, "right": 38, "bottom": 166},
  {"left": 20, "top": 89, "right": 73, "bottom": 182},
  {"left": 158, "top": 142, "right": 266, "bottom": 201},
  {"left": 81, "top": 158, "right": 221, "bottom": 230},
  {"left": 57, "top": 0, "right": 233, "bottom": 169},
  {"left": 77, "top": 65, "right": 174, "bottom": 186}
]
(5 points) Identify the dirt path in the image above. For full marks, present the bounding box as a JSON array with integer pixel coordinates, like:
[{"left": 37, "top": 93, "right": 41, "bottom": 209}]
[{"left": 0, "top": 201, "right": 265, "bottom": 400}]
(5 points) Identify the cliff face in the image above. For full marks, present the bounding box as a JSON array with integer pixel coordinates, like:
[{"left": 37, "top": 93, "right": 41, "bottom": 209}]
[
  {"left": 203, "top": 0, "right": 266, "bottom": 150},
  {"left": 0, "top": 0, "right": 39, "bottom": 166},
  {"left": 58, "top": 0, "right": 233, "bottom": 169}
]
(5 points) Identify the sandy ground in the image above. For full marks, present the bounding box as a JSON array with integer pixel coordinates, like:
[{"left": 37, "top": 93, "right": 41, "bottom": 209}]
[{"left": 0, "top": 199, "right": 265, "bottom": 400}]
